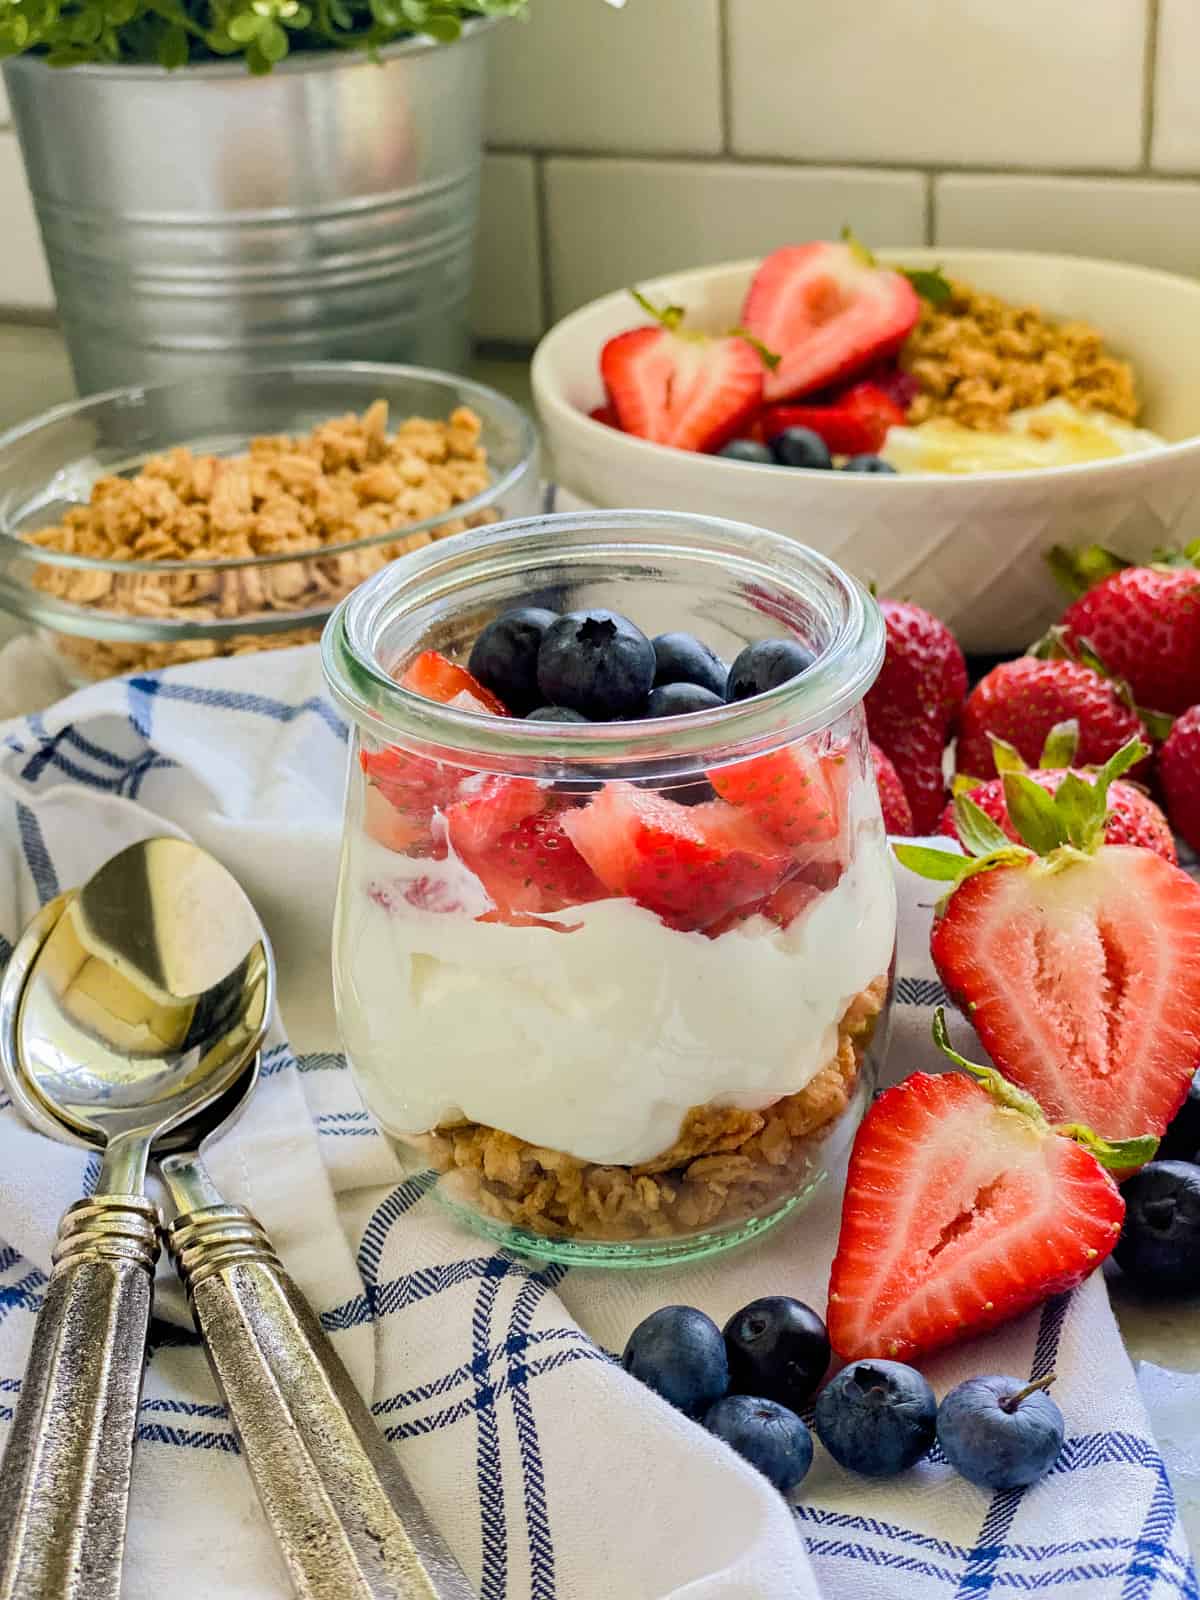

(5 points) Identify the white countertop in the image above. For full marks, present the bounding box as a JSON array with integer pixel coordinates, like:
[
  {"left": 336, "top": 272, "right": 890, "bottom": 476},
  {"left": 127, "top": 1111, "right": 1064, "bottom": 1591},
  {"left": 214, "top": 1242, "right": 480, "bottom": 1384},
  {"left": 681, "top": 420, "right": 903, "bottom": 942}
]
[{"left": 0, "top": 319, "right": 1196, "bottom": 1555}]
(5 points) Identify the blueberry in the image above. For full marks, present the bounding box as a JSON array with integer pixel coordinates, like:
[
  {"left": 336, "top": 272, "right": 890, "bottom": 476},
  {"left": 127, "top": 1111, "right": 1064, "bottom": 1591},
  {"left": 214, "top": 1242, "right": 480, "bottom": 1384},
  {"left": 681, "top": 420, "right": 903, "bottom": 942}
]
[
  {"left": 1114, "top": 1160, "right": 1200, "bottom": 1296},
  {"left": 937, "top": 1375, "right": 1065, "bottom": 1491},
  {"left": 622, "top": 1305, "right": 730, "bottom": 1419},
  {"left": 526, "top": 705, "right": 590, "bottom": 724},
  {"left": 723, "top": 1297, "right": 830, "bottom": 1409},
  {"left": 704, "top": 1395, "right": 814, "bottom": 1495},
  {"left": 770, "top": 427, "right": 832, "bottom": 470},
  {"left": 718, "top": 438, "right": 775, "bottom": 465},
  {"left": 1160, "top": 1068, "right": 1200, "bottom": 1163},
  {"left": 537, "top": 609, "right": 656, "bottom": 721},
  {"left": 842, "top": 454, "right": 898, "bottom": 475},
  {"left": 651, "top": 632, "right": 729, "bottom": 699},
  {"left": 726, "top": 638, "right": 816, "bottom": 703},
  {"left": 644, "top": 682, "right": 725, "bottom": 718},
  {"left": 468, "top": 607, "right": 559, "bottom": 714},
  {"left": 813, "top": 1360, "right": 937, "bottom": 1477}
]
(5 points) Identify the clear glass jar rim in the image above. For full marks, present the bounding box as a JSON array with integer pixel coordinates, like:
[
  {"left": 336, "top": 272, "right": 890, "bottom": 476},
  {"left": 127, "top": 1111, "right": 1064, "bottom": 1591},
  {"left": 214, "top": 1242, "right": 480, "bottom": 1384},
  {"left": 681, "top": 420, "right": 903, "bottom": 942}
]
[{"left": 321, "top": 509, "right": 885, "bottom": 765}]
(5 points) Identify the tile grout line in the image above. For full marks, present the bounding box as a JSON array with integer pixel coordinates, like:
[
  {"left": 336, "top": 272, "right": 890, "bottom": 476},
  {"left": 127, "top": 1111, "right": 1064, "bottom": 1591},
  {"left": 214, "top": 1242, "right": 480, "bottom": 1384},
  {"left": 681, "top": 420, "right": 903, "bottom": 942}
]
[
  {"left": 1142, "top": 0, "right": 1162, "bottom": 170},
  {"left": 485, "top": 143, "right": 1200, "bottom": 185},
  {"left": 532, "top": 153, "right": 554, "bottom": 334},
  {"left": 716, "top": 0, "right": 733, "bottom": 157},
  {"left": 925, "top": 172, "right": 938, "bottom": 247}
]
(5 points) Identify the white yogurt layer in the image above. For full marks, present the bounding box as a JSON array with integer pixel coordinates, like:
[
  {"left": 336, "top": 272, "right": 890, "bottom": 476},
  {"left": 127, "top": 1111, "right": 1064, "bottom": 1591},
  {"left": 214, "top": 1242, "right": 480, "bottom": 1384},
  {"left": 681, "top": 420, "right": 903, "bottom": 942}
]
[{"left": 333, "top": 781, "right": 896, "bottom": 1167}]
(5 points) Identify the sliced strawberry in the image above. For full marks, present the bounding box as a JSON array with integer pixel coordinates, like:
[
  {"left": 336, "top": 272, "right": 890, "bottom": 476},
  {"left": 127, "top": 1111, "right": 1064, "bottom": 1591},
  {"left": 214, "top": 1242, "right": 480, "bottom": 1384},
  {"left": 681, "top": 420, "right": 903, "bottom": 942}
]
[
  {"left": 704, "top": 873, "right": 820, "bottom": 939},
  {"left": 447, "top": 782, "right": 607, "bottom": 915},
  {"left": 741, "top": 243, "right": 920, "bottom": 404},
  {"left": 827, "top": 1069, "right": 1125, "bottom": 1363},
  {"left": 588, "top": 404, "right": 620, "bottom": 428},
  {"left": 600, "top": 325, "right": 765, "bottom": 454},
  {"left": 445, "top": 775, "right": 546, "bottom": 854},
  {"left": 760, "top": 382, "right": 906, "bottom": 457},
  {"left": 563, "top": 782, "right": 791, "bottom": 932},
  {"left": 360, "top": 744, "right": 460, "bottom": 856},
  {"left": 931, "top": 846, "right": 1200, "bottom": 1143},
  {"left": 400, "top": 649, "right": 509, "bottom": 716},
  {"left": 708, "top": 747, "right": 842, "bottom": 847},
  {"left": 363, "top": 783, "right": 430, "bottom": 855}
]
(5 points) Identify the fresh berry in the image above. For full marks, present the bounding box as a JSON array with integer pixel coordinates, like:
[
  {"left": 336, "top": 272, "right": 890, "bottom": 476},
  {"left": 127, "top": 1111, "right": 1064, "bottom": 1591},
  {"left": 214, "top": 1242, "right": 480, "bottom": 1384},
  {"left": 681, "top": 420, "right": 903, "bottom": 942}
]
[
  {"left": 726, "top": 638, "right": 815, "bottom": 702},
  {"left": 652, "top": 632, "right": 728, "bottom": 699},
  {"left": 399, "top": 649, "right": 509, "bottom": 716},
  {"left": 644, "top": 682, "right": 725, "bottom": 718},
  {"left": 360, "top": 744, "right": 459, "bottom": 855},
  {"left": 703, "top": 1395, "right": 814, "bottom": 1495},
  {"left": 740, "top": 241, "right": 920, "bottom": 404},
  {"left": 601, "top": 298, "right": 766, "bottom": 454},
  {"left": 563, "top": 782, "right": 791, "bottom": 933},
  {"left": 1114, "top": 1161, "right": 1200, "bottom": 1297},
  {"left": 1160, "top": 1069, "right": 1200, "bottom": 1163},
  {"left": 709, "top": 746, "right": 840, "bottom": 847},
  {"left": 902, "top": 742, "right": 1200, "bottom": 1145},
  {"left": 723, "top": 1297, "right": 830, "bottom": 1408},
  {"left": 955, "top": 657, "right": 1143, "bottom": 782},
  {"left": 446, "top": 781, "right": 605, "bottom": 916},
  {"left": 813, "top": 1360, "right": 936, "bottom": 1477},
  {"left": 468, "top": 607, "right": 559, "bottom": 715},
  {"left": 1159, "top": 704, "right": 1200, "bottom": 853},
  {"left": 537, "top": 608, "right": 656, "bottom": 720},
  {"left": 703, "top": 874, "right": 821, "bottom": 939},
  {"left": 622, "top": 1305, "right": 730, "bottom": 1419},
  {"left": 1051, "top": 549, "right": 1200, "bottom": 716},
  {"left": 718, "top": 438, "right": 774, "bottom": 464},
  {"left": 761, "top": 383, "right": 905, "bottom": 458},
  {"left": 588, "top": 404, "right": 619, "bottom": 428},
  {"left": 362, "top": 782, "right": 430, "bottom": 855},
  {"left": 769, "top": 426, "right": 832, "bottom": 470},
  {"left": 939, "top": 768, "right": 1175, "bottom": 863},
  {"left": 826, "top": 1059, "right": 1128, "bottom": 1364},
  {"left": 871, "top": 743, "right": 914, "bottom": 835},
  {"left": 936, "top": 1375, "right": 1065, "bottom": 1491},
  {"left": 527, "top": 706, "right": 590, "bottom": 723},
  {"left": 865, "top": 600, "right": 967, "bottom": 834},
  {"left": 842, "top": 454, "right": 897, "bottom": 474}
]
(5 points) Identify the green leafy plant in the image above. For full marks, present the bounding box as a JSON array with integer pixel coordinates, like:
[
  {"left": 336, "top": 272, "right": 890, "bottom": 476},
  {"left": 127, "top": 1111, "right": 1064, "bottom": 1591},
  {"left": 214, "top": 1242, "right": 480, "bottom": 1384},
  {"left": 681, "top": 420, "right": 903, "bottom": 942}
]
[{"left": 0, "top": 0, "right": 527, "bottom": 74}]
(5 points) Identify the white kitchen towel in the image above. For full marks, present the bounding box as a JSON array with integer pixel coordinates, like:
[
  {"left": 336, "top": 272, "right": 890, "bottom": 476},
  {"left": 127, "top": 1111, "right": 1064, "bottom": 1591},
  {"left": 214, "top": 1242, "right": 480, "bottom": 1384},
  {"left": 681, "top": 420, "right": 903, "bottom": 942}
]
[{"left": 0, "top": 644, "right": 1194, "bottom": 1600}]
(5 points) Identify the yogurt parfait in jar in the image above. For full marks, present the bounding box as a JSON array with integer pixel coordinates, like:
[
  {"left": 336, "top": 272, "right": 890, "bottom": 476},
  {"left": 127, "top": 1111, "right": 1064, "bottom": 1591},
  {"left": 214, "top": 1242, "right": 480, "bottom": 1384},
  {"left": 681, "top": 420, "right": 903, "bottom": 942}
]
[{"left": 322, "top": 510, "right": 896, "bottom": 1265}]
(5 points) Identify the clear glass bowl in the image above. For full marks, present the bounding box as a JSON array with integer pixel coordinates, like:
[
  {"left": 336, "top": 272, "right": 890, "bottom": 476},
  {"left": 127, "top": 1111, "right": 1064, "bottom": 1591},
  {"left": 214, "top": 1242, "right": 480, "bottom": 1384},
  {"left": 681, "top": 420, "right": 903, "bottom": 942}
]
[
  {"left": 0, "top": 363, "right": 539, "bottom": 684},
  {"left": 323, "top": 510, "right": 897, "bottom": 1267}
]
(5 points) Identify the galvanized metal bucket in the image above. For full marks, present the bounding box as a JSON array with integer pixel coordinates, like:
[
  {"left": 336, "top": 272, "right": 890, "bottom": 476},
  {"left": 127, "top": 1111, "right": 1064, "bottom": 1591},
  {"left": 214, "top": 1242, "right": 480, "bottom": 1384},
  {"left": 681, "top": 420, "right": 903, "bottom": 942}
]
[{"left": 3, "top": 20, "right": 496, "bottom": 394}]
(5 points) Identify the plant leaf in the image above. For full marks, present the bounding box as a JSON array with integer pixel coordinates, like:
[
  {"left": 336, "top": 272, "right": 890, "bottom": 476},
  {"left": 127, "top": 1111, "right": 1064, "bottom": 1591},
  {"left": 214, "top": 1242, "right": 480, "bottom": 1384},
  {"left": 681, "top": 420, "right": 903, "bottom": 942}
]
[
  {"left": 952, "top": 772, "right": 985, "bottom": 797},
  {"left": 1039, "top": 719, "right": 1079, "bottom": 769},
  {"left": 1092, "top": 734, "right": 1150, "bottom": 791},
  {"left": 899, "top": 266, "right": 953, "bottom": 304},
  {"left": 892, "top": 843, "right": 968, "bottom": 882},
  {"left": 1053, "top": 770, "right": 1105, "bottom": 852},
  {"left": 932, "top": 1010, "right": 1048, "bottom": 1124},
  {"left": 156, "top": 18, "right": 187, "bottom": 62},
  {"left": 1045, "top": 543, "right": 1131, "bottom": 598},
  {"left": 729, "top": 327, "right": 781, "bottom": 371},
  {"left": 954, "top": 793, "right": 1012, "bottom": 858},
  {"left": 1054, "top": 1123, "right": 1159, "bottom": 1171},
  {"left": 1003, "top": 772, "right": 1069, "bottom": 854},
  {"left": 840, "top": 224, "right": 876, "bottom": 269},
  {"left": 987, "top": 735, "right": 1027, "bottom": 776},
  {"left": 630, "top": 288, "right": 686, "bottom": 332}
]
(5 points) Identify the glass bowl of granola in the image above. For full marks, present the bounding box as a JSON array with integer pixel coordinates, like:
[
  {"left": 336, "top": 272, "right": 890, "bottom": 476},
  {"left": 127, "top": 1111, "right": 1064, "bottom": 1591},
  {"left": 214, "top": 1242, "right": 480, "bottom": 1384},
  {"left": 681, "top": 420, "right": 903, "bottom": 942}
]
[
  {"left": 323, "top": 508, "right": 896, "bottom": 1266},
  {"left": 532, "top": 249, "right": 1200, "bottom": 653},
  {"left": 0, "top": 364, "right": 539, "bottom": 683}
]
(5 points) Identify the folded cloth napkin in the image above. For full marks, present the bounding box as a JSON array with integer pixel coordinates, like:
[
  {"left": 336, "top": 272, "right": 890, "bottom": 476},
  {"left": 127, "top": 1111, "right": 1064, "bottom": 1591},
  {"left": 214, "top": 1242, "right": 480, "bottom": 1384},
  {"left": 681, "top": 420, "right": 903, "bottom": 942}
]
[{"left": 0, "top": 645, "right": 1194, "bottom": 1600}]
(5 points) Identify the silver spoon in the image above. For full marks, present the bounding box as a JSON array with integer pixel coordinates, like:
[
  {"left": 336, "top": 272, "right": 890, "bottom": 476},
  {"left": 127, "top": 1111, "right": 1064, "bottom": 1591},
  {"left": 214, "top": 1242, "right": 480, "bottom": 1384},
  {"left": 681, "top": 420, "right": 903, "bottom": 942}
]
[
  {"left": 1, "top": 855, "right": 477, "bottom": 1600},
  {"left": 0, "top": 839, "right": 273, "bottom": 1600}
]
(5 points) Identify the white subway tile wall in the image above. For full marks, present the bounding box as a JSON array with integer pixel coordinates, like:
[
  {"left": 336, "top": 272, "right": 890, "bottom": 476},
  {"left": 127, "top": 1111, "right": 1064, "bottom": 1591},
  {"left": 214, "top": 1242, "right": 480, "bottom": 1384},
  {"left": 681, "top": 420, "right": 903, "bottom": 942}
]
[{"left": 3, "top": 0, "right": 1200, "bottom": 336}]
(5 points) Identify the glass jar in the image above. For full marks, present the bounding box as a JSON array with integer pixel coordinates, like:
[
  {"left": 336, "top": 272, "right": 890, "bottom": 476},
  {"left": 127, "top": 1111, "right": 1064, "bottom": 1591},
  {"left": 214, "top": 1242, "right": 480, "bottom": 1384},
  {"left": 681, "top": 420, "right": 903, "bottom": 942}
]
[{"left": 322, "top": 510, "right": 896, "bottom": 1267}]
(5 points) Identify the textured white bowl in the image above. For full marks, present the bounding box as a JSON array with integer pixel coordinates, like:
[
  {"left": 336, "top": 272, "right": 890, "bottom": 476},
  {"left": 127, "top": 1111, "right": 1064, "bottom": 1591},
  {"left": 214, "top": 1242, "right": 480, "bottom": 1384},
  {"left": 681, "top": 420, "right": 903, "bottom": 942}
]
[{"left": 532, "top": 250, "right": 1200, "bottom": 654}]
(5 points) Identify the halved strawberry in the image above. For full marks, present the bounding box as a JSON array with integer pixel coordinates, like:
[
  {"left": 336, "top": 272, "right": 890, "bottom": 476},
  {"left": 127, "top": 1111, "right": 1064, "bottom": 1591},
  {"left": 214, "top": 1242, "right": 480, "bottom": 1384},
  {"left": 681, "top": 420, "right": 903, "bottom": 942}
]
[
  {"left": 741, "top": 242, "right": 920, "bottom": 404},
  {"left": 827, "top": 1048, "right": 1132, "bottom": 1364},
  {"left": 897, "top": 738, "right": 1200, "bottom": 1145},
  {"left": 400, "top": 649, "right": 509, "bottom": 716},
  {"left": 760, "top": 382, "right": 906, "bottom": 457},
  {"left": 563, "top": 782, "right": 791, "bottom": 932},
  {"left": 446, "top": 779, "right": 606, "bottom": 915},
  {"left": 588, "top": 404, "right": 620, "bottom": 428},
  {"left": 360, "top": 744, "right": 460, "bottom": 856},
  {"left": 704, "top": 873, "right": 820, "bottom": 939},
  {"left": 708, "top": 747, "right": 842, "bottom": 847},
  {"left": 600, "top": 309, "right": 766, "bottom": 454},
  {"left": 445, "top": 775, "right": 546, "bottom": 854}
]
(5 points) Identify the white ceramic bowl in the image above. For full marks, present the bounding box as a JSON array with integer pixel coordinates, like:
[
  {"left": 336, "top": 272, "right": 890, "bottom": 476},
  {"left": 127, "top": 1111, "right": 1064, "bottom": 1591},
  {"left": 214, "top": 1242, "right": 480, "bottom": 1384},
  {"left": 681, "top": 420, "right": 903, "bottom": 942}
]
[{"left": 532, "top": 249, "right": 1200, "bottom": 654}]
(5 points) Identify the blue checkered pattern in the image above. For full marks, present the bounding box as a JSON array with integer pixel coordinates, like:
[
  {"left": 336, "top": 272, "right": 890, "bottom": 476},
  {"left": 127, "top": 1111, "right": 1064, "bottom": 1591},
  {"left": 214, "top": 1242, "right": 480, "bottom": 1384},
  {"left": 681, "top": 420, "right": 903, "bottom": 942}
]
[{"left": 0, "top": 640, "right": 1193, "bottom": 1600}]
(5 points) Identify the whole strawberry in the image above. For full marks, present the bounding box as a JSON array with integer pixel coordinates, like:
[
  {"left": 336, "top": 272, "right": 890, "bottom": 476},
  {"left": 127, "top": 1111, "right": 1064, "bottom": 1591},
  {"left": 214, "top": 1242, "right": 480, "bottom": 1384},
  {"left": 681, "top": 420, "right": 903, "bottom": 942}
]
[
  {"left": 1159, "top": 704, "right": 1200, "bottom": 853},
  {"left": 1053, "top": 547, "right": 1200, "bottom": 716},
  {"left": 940, "top": 724, "right": 1175, "bottom": 863},
  {"left": 865, "top": 600, "right": 967, "bottom": 833},
  {"left": 955, "top": 657, "right": 1143, "bottom": 781},
  {"left": 871, "top": 743, "right": 914, "bottom": 835}
]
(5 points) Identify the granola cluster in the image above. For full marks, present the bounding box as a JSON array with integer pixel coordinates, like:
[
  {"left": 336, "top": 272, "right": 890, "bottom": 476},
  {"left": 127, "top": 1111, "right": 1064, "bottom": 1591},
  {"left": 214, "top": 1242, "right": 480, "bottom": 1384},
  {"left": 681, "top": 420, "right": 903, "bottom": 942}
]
[
  {"left": 903, "top": 280, "right": 1139, "bottom": 431},
  {"left": 25, "top": 401, "right": 494, "bottom": 679},
  {"left": 427, "top": 976, "right": 887, "bottom": 1243}
]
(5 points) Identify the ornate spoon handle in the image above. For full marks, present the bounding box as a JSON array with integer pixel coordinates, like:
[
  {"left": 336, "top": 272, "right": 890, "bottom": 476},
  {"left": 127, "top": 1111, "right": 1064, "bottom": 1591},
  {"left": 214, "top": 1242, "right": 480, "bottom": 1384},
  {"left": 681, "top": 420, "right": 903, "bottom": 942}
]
[
  {"left": 167, "top": 1204, "right": 474, "bottom": 1600},
  {"left": 0, "top": 1195, "right": 159, "bottom": 1600}
]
